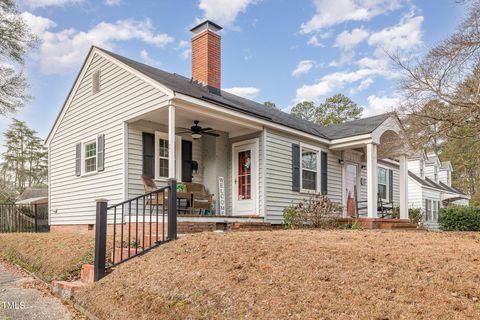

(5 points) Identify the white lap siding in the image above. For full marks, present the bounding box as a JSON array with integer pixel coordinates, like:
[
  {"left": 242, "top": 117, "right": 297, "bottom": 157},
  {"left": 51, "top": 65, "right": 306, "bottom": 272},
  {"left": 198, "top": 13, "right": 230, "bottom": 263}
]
[
  {"left": 264, "top": 129, "right": 342, "bottom": 224},
  {"left": 49, "top": 53, "right": 170, "bottom": 225}
]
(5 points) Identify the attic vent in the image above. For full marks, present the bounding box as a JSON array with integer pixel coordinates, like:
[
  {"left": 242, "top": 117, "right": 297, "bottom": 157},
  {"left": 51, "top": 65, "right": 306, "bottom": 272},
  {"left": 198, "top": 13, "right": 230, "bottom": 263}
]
[{"left": 92, "top": 69, "right": 101, "bottom": 95}]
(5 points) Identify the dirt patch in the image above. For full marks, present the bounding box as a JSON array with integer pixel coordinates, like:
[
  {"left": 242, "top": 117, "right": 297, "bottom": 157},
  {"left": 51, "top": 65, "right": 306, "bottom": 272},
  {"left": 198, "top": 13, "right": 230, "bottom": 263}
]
[
  {"left": 0, "top": 233, "right": 95, "bottom": 282},
  {"left": 74, "top": 230, "right": 480, "bottom": 319}
]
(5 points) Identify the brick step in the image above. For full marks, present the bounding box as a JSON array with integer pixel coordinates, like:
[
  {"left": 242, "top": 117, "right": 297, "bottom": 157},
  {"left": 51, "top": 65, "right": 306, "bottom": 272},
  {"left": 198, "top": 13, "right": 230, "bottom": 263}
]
[{"left": 390, "top": 223, "right": 418, "bottom": 229}]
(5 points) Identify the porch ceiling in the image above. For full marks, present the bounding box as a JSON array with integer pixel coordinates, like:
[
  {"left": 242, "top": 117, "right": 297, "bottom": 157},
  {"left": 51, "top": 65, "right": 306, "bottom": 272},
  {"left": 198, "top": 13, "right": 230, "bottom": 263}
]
[{"left": 131, "top": 105, "right": 262, "bottom": 138}]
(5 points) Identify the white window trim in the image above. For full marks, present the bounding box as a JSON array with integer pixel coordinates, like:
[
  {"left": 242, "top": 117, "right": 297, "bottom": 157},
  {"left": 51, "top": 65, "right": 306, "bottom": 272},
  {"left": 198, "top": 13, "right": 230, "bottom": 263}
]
[
  {"left": 154, "top": 131, "right": 182, "bottom": 181},
  {"left": 377, "top": 164, "right": 389, "bottom": 202},
  {"left": 81, "top": 135, "right": 99, "bottom": 177},
  {"left": 300, "top": 142, "right": 322, "bottom": 193}
]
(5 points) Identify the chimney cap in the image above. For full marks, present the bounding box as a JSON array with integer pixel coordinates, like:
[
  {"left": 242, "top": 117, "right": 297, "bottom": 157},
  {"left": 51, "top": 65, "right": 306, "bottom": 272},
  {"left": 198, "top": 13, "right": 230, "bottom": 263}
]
[{"left": 190, "top": 20, "right": 222, "bottom": 34}]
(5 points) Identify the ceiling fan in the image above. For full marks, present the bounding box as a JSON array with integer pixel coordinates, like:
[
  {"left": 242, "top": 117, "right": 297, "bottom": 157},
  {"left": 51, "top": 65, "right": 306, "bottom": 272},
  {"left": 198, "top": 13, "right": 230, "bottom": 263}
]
[{"left": 178, "top": 120, "right": 219, "bottom": 139}]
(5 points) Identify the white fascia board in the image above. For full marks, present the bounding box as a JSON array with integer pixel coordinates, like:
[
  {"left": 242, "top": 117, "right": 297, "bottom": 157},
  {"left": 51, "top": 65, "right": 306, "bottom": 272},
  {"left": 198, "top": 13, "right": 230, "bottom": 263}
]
[
  {"left": 173, "top": 93, "right": 331, "bottom": 145},
  {"left": 329, "top": 137, "right": 374, "bottom": 150}
]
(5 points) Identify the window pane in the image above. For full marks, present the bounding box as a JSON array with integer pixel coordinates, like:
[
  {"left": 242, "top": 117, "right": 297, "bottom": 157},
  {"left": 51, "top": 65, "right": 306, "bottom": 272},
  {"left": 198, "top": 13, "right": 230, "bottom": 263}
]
[
  {"left": 302, "top": 170, "right": 316, "bottom": 190},
  {"left": 159, "top": 139, "right": 169, "bottom": 158},
  {"left": 238, "top": 150, "right": 252, "bottom": 200},
  {"left": 378, "top": 185, "right": 387, "bottom": 200},
  {"left": 302, "top": 150, "right": 317, "bottom": 171},
  {"left": 85, "top": 157, "right": 96, "bottom": 173},
  {"left": 377, "top": 167, "right": 387, "bottom": 184},
  {"left": 85, "top": 142, "right": 96, "bottom": 158},
  {"left": 159, "top": 158, "right": 169, "bottom": 177}
]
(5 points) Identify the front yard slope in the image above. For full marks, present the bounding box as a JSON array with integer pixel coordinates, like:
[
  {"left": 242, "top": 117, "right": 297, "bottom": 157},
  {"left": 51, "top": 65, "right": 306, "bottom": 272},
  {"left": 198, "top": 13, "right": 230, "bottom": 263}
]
[
  {"left": 0, "top": 233, "right": 95, "bottom": 281},
  {"left": 75, "top": 230, "right": 480, "bottom": 319}
]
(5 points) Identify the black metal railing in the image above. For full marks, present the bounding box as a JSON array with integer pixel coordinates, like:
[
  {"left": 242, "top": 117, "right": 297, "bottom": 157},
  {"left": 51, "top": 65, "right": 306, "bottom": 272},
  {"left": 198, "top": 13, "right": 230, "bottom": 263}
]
[
  {"left": 0, "top": 204, "right": 49, "bottom": 233},
  {"left": 93, "top": 179, "right": 177, "bottom": 281}
]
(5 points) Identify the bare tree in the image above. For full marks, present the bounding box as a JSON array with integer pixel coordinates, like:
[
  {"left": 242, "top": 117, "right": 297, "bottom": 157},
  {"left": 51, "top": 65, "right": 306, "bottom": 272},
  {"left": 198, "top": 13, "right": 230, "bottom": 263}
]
[{"left": 393, "top": 0, "right": 480, "bottom": 140}]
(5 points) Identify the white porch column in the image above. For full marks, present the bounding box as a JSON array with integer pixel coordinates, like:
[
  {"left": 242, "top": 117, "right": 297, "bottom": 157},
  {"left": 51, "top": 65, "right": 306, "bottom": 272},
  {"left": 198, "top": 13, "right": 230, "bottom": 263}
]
[
  {"left": 168, "top": 105, "right": 176, "bottom": 179},
  {"left": 366, "top": 143, "right": 378, "bottom": 218},
  {"left": 399, "top": 154, "right": 409, "bottom": 219}
]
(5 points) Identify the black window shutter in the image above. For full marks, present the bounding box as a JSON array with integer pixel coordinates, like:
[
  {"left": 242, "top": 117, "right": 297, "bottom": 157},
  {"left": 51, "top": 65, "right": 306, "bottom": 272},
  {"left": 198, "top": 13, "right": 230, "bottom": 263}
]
[
  {"left": 388, "top": 169, "right": 393, "bottom": 202},
  {"left": 142, "top": 132, "right": 155, "bottom": 178},
  {"left": 182, "top": 140, "right": 193, "bottom": 182},
  {"left": 75, "top": 143, "right": 81, "bottom": 176},
  {"left": 292, "top": 144, "right": 300, "bottom": 192},
  {"left": 97, "top": 134, "right": 105, "bottom": 172},
  {"left": 321, "top": 151, "right": 328, "bottom": 195}
]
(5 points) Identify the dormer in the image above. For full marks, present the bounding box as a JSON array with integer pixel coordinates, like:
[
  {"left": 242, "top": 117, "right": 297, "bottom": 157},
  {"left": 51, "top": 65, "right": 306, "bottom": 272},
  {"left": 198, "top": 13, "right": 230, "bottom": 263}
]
[
  {"left": 439, "top": 161, "right": 453, "bottom": 186},
  {"left": 408, "top": 150, "right": 427, "bottom": 178},
  {"left": 425, "top": 152, "right": 441, "bottom": 183}
]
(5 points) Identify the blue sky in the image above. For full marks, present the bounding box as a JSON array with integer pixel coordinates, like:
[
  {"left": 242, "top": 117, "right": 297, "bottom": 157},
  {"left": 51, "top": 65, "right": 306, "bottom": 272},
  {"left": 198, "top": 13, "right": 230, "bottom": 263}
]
[{"left": 0, "top": 0, "right": 468, "bottom": 147}]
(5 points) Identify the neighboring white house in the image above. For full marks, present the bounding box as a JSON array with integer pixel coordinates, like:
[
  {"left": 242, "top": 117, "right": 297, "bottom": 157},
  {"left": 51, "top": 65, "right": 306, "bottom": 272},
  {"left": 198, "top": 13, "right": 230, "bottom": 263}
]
[
  {"left": 46, "top": 20, "right": 416, "bottom": 232},
  {"left": 408, "top": 151, "right": 469, "bottom": 228}
]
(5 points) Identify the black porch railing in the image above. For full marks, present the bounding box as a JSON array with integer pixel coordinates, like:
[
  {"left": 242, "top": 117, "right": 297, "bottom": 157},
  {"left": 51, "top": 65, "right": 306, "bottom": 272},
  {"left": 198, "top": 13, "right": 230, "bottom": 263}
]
[
  {"left": 94, "top": 179, "right": 177, "bottom": 281},
  {"left": 0, "top": 204, "right": 49, "bottom": 233}
]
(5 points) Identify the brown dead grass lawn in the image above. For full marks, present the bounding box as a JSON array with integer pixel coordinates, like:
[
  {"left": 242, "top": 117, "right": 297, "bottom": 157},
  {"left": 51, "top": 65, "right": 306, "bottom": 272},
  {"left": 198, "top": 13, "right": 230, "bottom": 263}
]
[
  {"left": 0, "top": 233, "right": 95, "bottom": 281},
  {"left": 74, "top": 230, "right": 480, "bottom": 320}
]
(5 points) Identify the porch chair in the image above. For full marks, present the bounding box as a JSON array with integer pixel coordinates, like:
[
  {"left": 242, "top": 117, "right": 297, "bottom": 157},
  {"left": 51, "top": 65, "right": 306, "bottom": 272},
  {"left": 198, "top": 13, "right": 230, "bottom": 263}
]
[
  {"left": 354, "top": 185, "right": 367, "bottom": 218},
  {"left": 184, "top": 182, "right": 213, "bottom": 215},
  {"left": 354, "top": 185, "right": 395, "bottom": 218},
  {"left": 141, "top": 176, "right": 167, "bottom": 207}
]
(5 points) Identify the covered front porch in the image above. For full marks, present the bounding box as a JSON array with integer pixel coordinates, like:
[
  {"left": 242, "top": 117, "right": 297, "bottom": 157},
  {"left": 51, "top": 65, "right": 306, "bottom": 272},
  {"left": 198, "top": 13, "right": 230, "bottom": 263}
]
[
  {"left": 330, "top": 116, "right": 410, "bottom": 221},
  {"left": 125, "top": 99, "right": 265, "bottom": 218}
]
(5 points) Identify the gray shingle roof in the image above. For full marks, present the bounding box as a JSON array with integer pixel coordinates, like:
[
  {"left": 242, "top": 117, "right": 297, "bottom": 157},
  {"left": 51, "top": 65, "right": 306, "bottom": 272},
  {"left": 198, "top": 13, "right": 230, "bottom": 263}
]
[
  {"left": 18, "top": 187, "right": 48, "bottom": 201},
  {"left": 98, "top": 47, "right": 390, "bottom": 141}
]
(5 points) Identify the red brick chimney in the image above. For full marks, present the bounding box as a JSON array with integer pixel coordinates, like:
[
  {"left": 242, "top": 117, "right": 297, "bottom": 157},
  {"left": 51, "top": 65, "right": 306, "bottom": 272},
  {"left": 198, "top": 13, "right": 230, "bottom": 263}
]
[{"left": 190, "top": 20, "right": 222, "bottom": 93}]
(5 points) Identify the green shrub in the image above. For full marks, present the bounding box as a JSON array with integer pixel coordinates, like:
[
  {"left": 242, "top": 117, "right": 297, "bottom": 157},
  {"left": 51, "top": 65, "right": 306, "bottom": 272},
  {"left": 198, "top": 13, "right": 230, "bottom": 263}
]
[
  {"left": 438, "top": 207, "right": 480, "bottom": 231},
  {"left": 283, "top": 193, "right": 342, "bottom": 229},
  {"left": 409, "top": 208, "right": 423, "bottom": 226}
]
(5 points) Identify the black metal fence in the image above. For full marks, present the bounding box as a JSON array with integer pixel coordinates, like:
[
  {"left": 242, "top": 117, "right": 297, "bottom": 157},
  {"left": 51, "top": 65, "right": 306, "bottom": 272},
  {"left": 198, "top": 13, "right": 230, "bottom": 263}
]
[
  {"left": 94, "top": 179, "right": 177, "bottom": 281},
  {"left": 0, "top": 204, "right": 49, "bottom": 233}
]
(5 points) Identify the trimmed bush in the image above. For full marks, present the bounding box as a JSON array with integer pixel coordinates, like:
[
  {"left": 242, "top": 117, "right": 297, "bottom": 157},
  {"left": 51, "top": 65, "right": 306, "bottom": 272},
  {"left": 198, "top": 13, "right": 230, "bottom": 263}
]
[{"left": 438, "top": 207, "right": 480, "bottom": 231}]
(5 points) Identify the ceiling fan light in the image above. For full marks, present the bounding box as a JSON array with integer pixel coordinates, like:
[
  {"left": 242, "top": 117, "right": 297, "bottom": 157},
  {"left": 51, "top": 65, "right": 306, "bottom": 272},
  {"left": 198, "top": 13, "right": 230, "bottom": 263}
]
[{"left": 191, "top": 133, "right": 202, "bottom": 139}]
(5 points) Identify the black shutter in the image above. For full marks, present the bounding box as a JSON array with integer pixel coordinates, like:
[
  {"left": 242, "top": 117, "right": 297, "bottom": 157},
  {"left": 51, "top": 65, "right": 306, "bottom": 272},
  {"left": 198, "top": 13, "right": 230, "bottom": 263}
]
[
  {"left": 182, "top": 140, "right": 193, "bottom": 182},
  {"left": 388, "top": 169, "right": 393, "bottom": 202},
  {"left": 321, "top": 151, "right": 328, "bottom": 195},
  {"left": 292, "top": 144, "right": 300, "bottom": 192},
  {"left": 97, "top": 134, "right": 105, "bottom": 172},
  {"left": 142, "top": 132, "right": 155, "bottom": 178},
  {"left": 75, "top": 143, "right": 81, "bottom": 176}
]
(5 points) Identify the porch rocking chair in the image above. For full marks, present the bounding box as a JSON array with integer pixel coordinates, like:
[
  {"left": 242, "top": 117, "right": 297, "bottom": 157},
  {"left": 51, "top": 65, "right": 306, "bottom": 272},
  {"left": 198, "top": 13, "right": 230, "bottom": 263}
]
[
  {"left": 141, "top": 176, "right": 168, "bottom": 207},
  {"left": 354, "top": 185, "right": 395, "bottom": 218}
]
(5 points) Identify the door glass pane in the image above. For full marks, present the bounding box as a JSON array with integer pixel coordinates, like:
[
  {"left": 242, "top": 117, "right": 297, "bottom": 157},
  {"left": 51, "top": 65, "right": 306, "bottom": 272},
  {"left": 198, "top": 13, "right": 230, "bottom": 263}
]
[
  {"left": 345, "top": 164, "right": 357, "bottom": 216},
  {"left": 238, "top": 150, "right": 251, "bottom": 200}
]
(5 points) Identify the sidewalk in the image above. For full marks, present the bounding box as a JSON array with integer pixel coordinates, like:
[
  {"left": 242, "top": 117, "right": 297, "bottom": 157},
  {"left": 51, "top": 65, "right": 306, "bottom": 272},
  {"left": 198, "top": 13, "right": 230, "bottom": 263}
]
[{"left": 0, "top": 262, "right": 73, "bottom": 320}]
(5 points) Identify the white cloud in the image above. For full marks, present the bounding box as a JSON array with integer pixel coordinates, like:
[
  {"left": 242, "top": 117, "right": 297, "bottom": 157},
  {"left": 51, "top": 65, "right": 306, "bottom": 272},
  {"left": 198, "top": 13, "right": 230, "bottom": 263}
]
[
  {"left": 364, "top": 94, "right": 399, "bottom": 116},
  {"left": 292, "top": 60, "right": 315, "bottom": 77},
  {"left": 177, "top": 40, "right": 191, "bottom": 60},
  {"left": 20, "top": 12, "right": 57, "bottom": 35},
  {"left": 23, "top": 13, "right": 174, "bottom": 74},
  {"left": 335, "top": 27, "right": 369, "bottom": 50},
  {"left": 307, "top": 35, "right": 323, "bottom": 47},
  {"left": 22, "top": 0, "right": 83, "bottom": 8},
  {"left": 300, "top": 0, "right": 402, "bottom": 34},
  {"left": 224, "top": 87, "right": 260, "bottom": 100},
  {"left": 368, "top": 12, "right": 424, "bottom": 55},
  {"left": 140, "top": 49, "right": 161, "bottom": 67},
  {"left": 105, "top": 0, "right": 121, "bottom": 5},
  {"left": 198, "top": 0, "right": 258, "bottom": 28},
  {"left": 350, "top": 78, "right": 373, "bottom": 94},
  {"left": 295, "top": 68, "right": 378, "bottom": 102}
]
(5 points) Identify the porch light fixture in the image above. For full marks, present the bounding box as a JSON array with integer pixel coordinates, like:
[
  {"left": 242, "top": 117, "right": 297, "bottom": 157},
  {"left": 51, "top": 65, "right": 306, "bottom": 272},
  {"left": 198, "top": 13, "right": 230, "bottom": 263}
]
[
  {"left": 361, "top": 164, "right": 367, "bottom": 169},
  {"left": 191, "top": 133, "right": 202, "bottom": 139},
  {"left": 338, "top": 159, "right": 344, "bottom": 165}
]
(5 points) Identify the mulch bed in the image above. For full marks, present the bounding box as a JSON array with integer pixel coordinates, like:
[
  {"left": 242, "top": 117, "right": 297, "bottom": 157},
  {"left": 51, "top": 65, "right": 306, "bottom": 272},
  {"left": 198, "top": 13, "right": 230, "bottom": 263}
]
[{"left": 74, "top": 230, "right": 480, "bottom": 319}]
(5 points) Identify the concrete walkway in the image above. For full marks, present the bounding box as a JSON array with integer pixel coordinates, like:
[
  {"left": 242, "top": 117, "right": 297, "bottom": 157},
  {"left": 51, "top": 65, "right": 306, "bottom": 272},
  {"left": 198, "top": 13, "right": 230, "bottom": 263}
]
[{"left": 0, "top": 262, "right": 72, "bottom": 320}]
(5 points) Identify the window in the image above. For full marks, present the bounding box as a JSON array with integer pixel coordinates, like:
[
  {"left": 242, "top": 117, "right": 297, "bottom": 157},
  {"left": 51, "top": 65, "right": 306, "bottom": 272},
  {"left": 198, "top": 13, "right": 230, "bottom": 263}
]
[
  {"left": 434, "top": 166, "right": 438, "bottom": 181},
  {"left": 425, "top": 199, "right": 432, "bottom": 221},
  {"left": 432, "top": 200, "right": 439, "bottom": 221},
  {"left": 377, "top": 167, "right": 388, "bottom": 200},
  {"left": 301, "top": 146, "right": 319, "bottom": 191},
  {"left": 154, "top": 132, "right": 181, "bottom": 180},
  {"left": 419, "top": 159, "right": 424, "bottom": 178},
  {"left": 92, "top": 70, "right": 100, "bottom": 94},
  {"left": 84, "top": 140, "right": 97, "bottom": 173},
  {"left": 158, "top": 138, "right": 169, "bottom": 178}
]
